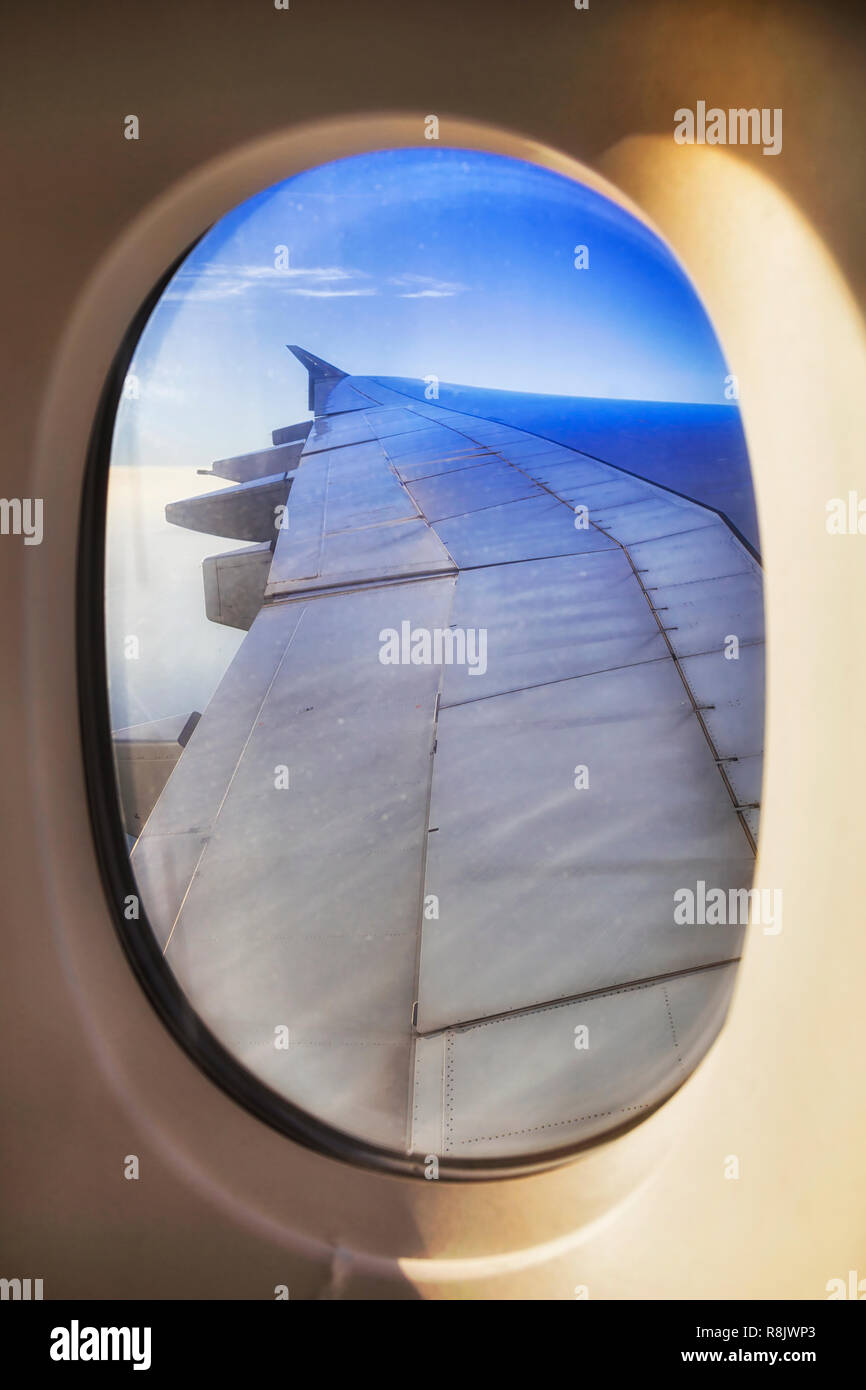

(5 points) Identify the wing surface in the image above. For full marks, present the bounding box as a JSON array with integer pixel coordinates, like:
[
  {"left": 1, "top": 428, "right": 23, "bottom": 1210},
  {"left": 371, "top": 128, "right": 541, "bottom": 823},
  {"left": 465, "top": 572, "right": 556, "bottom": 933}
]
[{"left": 130, "top": 350, "right": 763, "bottom": 1159}]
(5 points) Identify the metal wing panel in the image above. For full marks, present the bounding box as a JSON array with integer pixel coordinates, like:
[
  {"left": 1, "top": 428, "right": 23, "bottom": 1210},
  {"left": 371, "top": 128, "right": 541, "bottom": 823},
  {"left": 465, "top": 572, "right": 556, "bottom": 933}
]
[
  {"left": 314, "top": 441, "right": 418, "bottom": 531},
  {"left": 431, "top": 495, "right": 618, "bottom": 566},
  {"left": 679, "top": 643, "right": 765, "bottom": 760},
  {"left": 438, "top": 550, "right": 669, "bottom": 705},
  {"left": 417, "top": 661, "right": 751, "bottom": 1031},
  {"left": 304, "top": 413, "right": 378, "bottom": 454},
  {"left": 626, "top": 523, "right": 756, "bottom": 587},
  {"left": 363, "top": 407, "right": 435, "bottom": 438},
  {"left": 403, "top": 460, "right": 543, "bottom": 521},
  {"left": 411, "top": 964, "right": 737, "bottom": 1158},
  {"left": 135, "top": 580, "right": 456, "bottom": 1150},
  {"left": 131, "top": 600, "right": 309, "bottom": 945},
  {"left": 266, "top": 429, "right": 455, "bottom": 599},
  {"left": 494, "top": 451, "right": 611, "bottom": 491},
  {"left": 645, "top": 570, "right": 765, "bottom": 657}
]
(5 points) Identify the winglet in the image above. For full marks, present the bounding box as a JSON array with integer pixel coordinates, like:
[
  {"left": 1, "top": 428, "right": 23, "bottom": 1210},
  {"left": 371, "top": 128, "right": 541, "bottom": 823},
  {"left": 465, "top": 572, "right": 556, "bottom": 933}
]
[{"left": 286, "top": 345, "right": 347, "bottom": 411}]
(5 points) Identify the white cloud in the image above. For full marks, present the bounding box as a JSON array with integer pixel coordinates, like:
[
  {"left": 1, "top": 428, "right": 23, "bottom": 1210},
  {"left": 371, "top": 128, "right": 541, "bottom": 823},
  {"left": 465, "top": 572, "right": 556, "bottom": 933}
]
[
  {"left": 388, "top": 272, "right": 467, "bottom": 299},
  {"left": 160, "top": 263, "right": 466, "bottom": 304},
  {"left": 290, "top": 287, "right": 379, "bottom": 298},
  {"left": 162, "top": 262, "right": 371, "bottom": 302},
  {"left": 399, "top": 289, "right": 457, "bottom": 298}
]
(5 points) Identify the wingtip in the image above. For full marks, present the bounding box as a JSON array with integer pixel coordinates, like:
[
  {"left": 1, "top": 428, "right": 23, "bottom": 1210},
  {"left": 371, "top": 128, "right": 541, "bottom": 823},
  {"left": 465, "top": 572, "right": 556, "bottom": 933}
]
[{"left": 285, "top": 345, "right": 347, "bottom": 380}]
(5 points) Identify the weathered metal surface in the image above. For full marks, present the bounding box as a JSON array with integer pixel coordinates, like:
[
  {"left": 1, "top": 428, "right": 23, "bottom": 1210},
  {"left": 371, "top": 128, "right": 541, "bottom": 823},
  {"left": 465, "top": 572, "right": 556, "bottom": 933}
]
[
  {"left": 140, "top": 582, "right": 455, "bottom": 1148},
  {"left": 130, "top": 354, "right": 764, "bottom": 1159},
  {"left": 202, "top": 543, "right": 272, "bottom": 630},
  {"left": 166, "top": 472, "right": 292, "bottom": 542},
  {"left": 209, "top": 440, "right": 304, "bottom": 483},
  {"left": 418, "top": 659, "right": 752, "bottom": 1031},
  {"left": 411, "top": 964, "right": 738, "bottom": 1158}
]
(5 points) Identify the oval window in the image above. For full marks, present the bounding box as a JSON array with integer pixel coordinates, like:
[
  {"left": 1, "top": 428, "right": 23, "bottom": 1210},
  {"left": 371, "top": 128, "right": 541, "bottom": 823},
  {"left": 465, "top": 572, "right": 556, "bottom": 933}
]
[{"left": 86, "top": 146, "right": 764, "bottom": 1177}]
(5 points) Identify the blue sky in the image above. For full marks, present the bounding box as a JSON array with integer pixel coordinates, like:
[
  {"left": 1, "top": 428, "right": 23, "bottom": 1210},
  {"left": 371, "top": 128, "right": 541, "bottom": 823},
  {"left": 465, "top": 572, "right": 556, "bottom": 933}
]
[{"left": 113, "top": 147, "right": 733, "bottom": 473}]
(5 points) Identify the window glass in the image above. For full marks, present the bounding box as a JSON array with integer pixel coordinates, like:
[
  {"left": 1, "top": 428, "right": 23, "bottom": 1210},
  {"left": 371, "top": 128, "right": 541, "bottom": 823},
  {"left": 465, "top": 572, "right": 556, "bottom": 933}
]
[{"left": 100, "top": 148, "right": 764, "bottom": 1173}]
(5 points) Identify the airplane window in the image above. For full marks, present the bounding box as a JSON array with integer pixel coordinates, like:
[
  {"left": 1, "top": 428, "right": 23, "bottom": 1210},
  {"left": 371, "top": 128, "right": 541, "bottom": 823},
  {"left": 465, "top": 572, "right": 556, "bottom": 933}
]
[{"left": 85, "top": 147, "right": 764, "bottom": 1176}]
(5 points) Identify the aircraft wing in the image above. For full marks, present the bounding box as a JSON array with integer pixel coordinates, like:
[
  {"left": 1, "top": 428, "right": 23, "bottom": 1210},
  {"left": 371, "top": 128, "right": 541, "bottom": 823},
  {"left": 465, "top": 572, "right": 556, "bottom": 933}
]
[{"left": 129, "top": 348, "right": 763, "bottom": 1163}]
